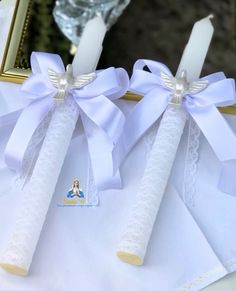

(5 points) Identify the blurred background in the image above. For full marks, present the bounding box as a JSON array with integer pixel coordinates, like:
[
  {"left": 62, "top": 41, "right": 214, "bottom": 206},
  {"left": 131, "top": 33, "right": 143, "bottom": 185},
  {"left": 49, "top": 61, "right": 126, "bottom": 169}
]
[{"left": 17, "top": 0, "right": 236, "bottom": 77}]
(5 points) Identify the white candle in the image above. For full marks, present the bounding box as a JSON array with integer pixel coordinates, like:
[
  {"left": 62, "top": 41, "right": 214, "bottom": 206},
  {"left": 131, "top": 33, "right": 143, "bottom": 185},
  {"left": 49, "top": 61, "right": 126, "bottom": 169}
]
[
  {"left": 72, "top": 17, "right": 106, "bottom": 75},
  {"left": 176, "top": 14, "right": 214, "bottom": 80},
  {"left": 117, "top": 15, "right": 214, "bottom": 265},
  {"left": 0, "top": 17, "right": 106, "bottom": 276}
]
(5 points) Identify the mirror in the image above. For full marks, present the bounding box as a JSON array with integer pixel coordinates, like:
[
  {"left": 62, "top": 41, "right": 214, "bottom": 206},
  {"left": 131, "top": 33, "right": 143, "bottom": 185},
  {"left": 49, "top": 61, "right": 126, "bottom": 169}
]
[
  {"left": 0, "top": 0, "right": 235, "bottom": 104},
  {"left": 0, "top": 0, "right": 30, "bottom": 83},
  {"left": 0, "top": 0, "right": 72, "bottom": 83},
  {"left": 0, "top": 0, "right": 137, "bottom": 99}
]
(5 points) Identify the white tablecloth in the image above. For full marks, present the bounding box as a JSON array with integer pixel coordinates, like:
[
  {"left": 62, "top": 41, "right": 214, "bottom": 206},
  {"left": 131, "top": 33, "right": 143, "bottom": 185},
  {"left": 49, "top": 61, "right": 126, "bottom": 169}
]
[{"left": 0, "top": 82, "right": 236, "bottom": 291}]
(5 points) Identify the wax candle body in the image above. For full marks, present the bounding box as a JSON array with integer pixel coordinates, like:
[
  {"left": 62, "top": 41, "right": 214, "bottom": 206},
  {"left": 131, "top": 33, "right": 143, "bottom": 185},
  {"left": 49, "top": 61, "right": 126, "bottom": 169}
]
[
  {"left": 117, "top": 15, "right": 214, "bottom": 265},
  {"left": 0, "top": 17, "right": 106, "bottom": 275}
]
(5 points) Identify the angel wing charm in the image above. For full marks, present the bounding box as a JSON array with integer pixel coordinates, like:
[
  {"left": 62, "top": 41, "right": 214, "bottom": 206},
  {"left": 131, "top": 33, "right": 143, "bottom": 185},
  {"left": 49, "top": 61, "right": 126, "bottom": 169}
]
[
  {"left": 187, "top": 79, "right": 209, "bottom": 95},
  {"left": 160, "top": 70, "right": 208, "bottom": 105},
  {"left": 72, "top": 72, "right": 97, "bottom": 89},
  {"left": 160, "top": 71, "right": 176, "bottom": 91},
  {"left": 48, "top": 64, "right": 96, "bottom": 101}
]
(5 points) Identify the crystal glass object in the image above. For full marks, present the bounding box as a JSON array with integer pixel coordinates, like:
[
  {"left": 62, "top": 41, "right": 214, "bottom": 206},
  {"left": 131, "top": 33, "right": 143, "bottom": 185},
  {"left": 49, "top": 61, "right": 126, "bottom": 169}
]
[{"left": 53, "top": 0, "right": 130, "bottom": 45}]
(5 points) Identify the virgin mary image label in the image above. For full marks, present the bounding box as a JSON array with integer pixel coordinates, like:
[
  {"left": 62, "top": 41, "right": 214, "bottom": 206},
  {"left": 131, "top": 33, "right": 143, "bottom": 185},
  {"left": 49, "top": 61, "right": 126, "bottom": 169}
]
[{"left": 63, "top": 179, "right": 86, "bottom": 205}]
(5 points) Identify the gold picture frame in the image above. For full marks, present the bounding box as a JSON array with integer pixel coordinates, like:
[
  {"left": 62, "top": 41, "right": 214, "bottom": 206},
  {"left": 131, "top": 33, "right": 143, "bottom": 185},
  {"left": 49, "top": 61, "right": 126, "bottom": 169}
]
[
  {"left": 0, "top": 0, "right": 235, "bottom": 113},
  {"left": 0, "top": 0, "right": 31, "bottom": 84},
  {"left": 0, "top": 0, "right": 139, "bottom": 101}
]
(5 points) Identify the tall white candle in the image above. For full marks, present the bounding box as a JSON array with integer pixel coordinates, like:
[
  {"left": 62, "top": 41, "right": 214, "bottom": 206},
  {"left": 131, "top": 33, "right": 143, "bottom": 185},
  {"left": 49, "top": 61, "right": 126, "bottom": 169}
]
[
  {"left": 0, "top": 17, "right": 106, "bottom": 276},
  {"left": 117, "top": 15, "right": 214, "bottom": 265},
  {"left": 72, "top": 17, "right": 106, "bottom": 75},
  {"left": 176, "top": 14, "right": 214, "bottom": 80}
]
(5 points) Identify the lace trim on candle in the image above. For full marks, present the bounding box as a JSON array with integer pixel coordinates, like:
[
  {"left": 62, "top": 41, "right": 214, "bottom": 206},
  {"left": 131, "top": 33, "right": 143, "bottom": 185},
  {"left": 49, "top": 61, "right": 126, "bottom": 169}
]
[
  {"left": 144, "top": 122, "right": 158, "bottom": 158},
  {"left": 182, "top": 117, "right": 201, "bottom": 208},
  {"left": 15, "top": 96, "right": 81, "bottom": 191},
  {"left": 144, "top": 115, "right": 201, "bottom": 209},
  {"left": 0, "top": 97, "right": 80, "bottom": 271},
  {"left": 15, "top": 109, "right": 54, "bottom": 190},
  {"left": 117, "top": 106, "right": 187, "bottom": 261},
  {"left": 86, "top": 157, "right": 99, "bottom": 206}
]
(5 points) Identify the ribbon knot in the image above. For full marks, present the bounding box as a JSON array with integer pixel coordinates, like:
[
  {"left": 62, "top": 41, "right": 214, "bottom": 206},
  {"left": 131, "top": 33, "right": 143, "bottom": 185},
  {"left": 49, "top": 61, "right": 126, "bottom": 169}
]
[
  {"left": 3, "top": 52, "right": 129, "bottom": 190},
  {"left": 113, "top": 59, "right": 236, "bottom": 195}
]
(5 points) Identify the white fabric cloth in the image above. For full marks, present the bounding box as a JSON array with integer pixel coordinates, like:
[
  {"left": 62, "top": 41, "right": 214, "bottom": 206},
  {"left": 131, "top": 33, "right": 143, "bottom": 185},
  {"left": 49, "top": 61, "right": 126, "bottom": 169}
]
[{"left": 0, "top": 82, "right": 236, "bottom": 290}]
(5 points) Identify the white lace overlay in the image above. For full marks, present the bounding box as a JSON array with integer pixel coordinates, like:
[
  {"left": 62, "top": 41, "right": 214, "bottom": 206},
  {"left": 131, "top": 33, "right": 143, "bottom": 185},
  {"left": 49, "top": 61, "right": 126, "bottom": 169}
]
[
  {"left": 182, "top": 118, "right": 201, "bottom": 208},
  {"left": 117, "top": 105, "right": 187, "bottom": 263},
  {"left": 0, "top": 97, "right": 79, "bottom": 273},
  {"left": 86, "top": 158, "right": 99, "bottom": 206},
  {"left": 143, "top": 122, "right": 158, "bottom": 157},
  {"left": 14, "top": 110, "right": 54, "bottom": 190}
]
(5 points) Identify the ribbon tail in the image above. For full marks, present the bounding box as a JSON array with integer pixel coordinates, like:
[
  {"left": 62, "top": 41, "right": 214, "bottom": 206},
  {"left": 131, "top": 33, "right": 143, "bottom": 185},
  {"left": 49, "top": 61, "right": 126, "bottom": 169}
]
[
  {"left": 189, "top": 105, "right": 236, "bottom": 162},
  {"left": 74, "top": 94, "right": 125, "bottom": 144},
  {"left": 4, "top": 98, "right": 54, "bottom": 172},
  {"left": 218, "top": 161, "right": 236, "bottom": 195},
  {"left": 0, "top": 109, "right": 23, "bottom": 128},
  {"left": 82, "top": 114, "right": 122, "bottom": 190},
  {"left": 31, "top": 51, "right": 65, "bottom": 75},
  {"left": 189, "top": 105, "right": 236, "bottom": 196},
  {"left": 113, "top": 89, "right": 170, "bottom": 173}
]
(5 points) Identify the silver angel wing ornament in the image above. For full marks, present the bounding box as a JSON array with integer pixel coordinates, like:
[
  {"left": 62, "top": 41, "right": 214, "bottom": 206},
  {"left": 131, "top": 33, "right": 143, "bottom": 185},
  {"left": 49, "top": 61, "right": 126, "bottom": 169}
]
[
  {"left": 187, "top": 79, "right": 209, "bottom": 95},
  {"left": 72, "top": 72, "right": 97, "bottom": 89},
  {"left": 48, "top": 64, "right": 96, "bottom": 101},
  {"left": 48, "top": 69, "right": 65, "bottom": 89},
  {"left": 160, "top": 70, "right": 209, "bottom": 105},
  {"left": 160, "top": 71, "right": 176, "bottom": 91},
  {"left": 48, "top": 69, "right": 67, "bottom": 101}
]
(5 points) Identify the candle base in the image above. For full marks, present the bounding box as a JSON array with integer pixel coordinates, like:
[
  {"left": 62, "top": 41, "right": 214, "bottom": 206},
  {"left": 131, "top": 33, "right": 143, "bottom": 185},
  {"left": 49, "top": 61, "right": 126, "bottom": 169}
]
[
  {"left": 0, "top": 263, "right": 28, "bottom": 276},
  {"left": 117, "top": 251, "right": 143, "bottom": 266}
]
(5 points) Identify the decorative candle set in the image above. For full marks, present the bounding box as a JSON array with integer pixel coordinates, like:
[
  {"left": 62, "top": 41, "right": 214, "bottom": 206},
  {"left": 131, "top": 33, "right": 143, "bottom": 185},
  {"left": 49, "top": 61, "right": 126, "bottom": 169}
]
[
  {"left": 0, "top": 17, "right": 128, "bottom": 275},
  {"left": 114, "top": 15, "right": 236, "bottom": 265},
  {"left": 0, "top": 14, "right": 236, "bottom": 276},
  {"left": 116, "top": 14, "right": 215, "bottom": 265}
]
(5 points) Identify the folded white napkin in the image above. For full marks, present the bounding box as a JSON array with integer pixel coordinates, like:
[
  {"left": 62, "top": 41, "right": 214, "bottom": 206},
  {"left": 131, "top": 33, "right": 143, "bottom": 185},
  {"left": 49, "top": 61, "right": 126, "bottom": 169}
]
[{"left": 0, "top": 83, "right": 236, "bottom": 291}]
